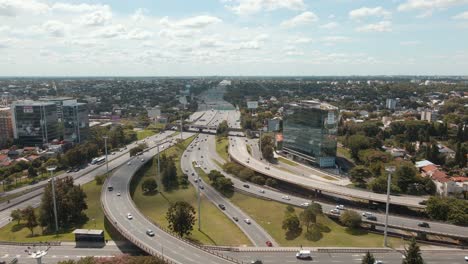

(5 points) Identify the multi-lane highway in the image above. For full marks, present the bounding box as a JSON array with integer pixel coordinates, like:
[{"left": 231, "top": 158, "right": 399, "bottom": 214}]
[
  {"left": 229, "top": 136, "right": 428, "bottom": 208},
  {"left": 102, "top": 131, "right": 240, "bottom": 264},
  {"left": 0, "top": 131, "right": 176, "bottom": 229},
  {"left": 181, "top": 134, "right": 277, "bottom": 247}
]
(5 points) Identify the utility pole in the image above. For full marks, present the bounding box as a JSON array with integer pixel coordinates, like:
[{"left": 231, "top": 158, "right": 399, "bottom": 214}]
[
  {"left": 384, "top": 166, "right": 395, "bottom": 247},
  {"left": 47, "top": 166, "right": 59, "bottom": 235},
  {"left": 103, "top": 136, "right": 109, "bottom": 178},
  {"left": 157, "top": 143, "right": 160, "bottom": 177},
  {"left": 197, "top": 176, "right": 201, "bottom": 230}
]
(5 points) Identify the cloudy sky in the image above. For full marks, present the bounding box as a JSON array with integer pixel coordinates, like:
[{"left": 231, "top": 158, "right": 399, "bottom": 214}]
[{"left": 1, "top": 0, "right": 468, "bottom": 76}]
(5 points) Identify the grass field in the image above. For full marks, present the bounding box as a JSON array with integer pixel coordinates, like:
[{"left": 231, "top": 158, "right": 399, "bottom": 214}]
[
  {"left": 230, "top": 192, "right": 405, "bottom": 247},
  {"left": 0, "top": 180, "right": 123, "bottom": 242},
  {"left": 337, "top": 146, "right": 353, "bottom": 161},
  {"left": 246, "top": 145, "right": 252, "bottom": 155},
  {"left": 131, "top": 136, "right": 251, "bottom": 246},
  {"left": 278, "top": 157, "right": 298, "bottom": 167},
  {"left": 215, "top": 136, "right": 229, "bottom": 162},
  {"left": 137, "top": 129, "right": 156, "bottom": 140}
]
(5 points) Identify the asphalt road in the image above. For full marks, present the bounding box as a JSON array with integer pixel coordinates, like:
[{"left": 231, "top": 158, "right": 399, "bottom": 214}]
[
  {"left": 0, "top": 130, "right": 176, "bottom": 229},
  {"left": 181, "top": 134, "right": 277, "bottom": 247},
  {"left": 102, "top": 131, "right": 239, "bottom": 264},
  {"left": 229, "top": 136, "right": 427, "bottom": 208}
]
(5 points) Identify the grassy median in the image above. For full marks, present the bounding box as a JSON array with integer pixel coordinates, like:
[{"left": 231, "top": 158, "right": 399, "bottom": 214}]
[
  {"left": 230, "top": 192, "right": 405, "bottom": 247},
  {"left": 215, "top": 136, "right": 229, "bottom": 162},
  {"left": 131, "top": 136, "right": 251, "bottom": 246}
]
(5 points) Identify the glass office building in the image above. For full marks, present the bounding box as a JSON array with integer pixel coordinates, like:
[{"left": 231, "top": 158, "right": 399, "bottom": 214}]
[
  {"left": 12, "top": 101, "right": 59, "bottom": 146},
  {"left": 62, "top": 100, "right": 89, "bottom": 143},
  {"left": 282, "top": 100, "right": 338, "bottom": 168}
]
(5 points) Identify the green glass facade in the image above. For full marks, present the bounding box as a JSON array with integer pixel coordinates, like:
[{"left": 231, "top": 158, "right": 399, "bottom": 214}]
[
  {"left": 12, "top": 102, "right": 59, "bottom": 146},
  {"left": 63, "top": 102, "right": 89, "bottom": 143},
  {"left": 282, "top": 100, "right": 338, "bottom": 168}
]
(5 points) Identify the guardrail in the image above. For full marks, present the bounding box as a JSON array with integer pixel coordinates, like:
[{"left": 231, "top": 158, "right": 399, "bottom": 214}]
[
  {"left": 317, "top": 248, "right": 396, "bottom": 253},
  {"left": 0, "top": 241, "right": 61, "bottom": 246}
]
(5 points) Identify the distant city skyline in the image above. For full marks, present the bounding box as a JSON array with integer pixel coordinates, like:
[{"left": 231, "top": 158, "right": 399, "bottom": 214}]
[{"left": 1, "top": 0, "right": 468, "bottom": 76}]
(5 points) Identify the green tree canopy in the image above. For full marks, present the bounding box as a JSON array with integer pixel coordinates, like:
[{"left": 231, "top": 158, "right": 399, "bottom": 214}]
[{"left": 166, "top": 201, "right": 196, "bottom": 237}]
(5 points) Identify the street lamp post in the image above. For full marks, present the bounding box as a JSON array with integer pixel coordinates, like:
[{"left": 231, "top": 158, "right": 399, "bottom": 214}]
[
  {"left": 384, "top": 165, "right": 395, "bottom": 247},
  {"left": 197, "top": 176, "right": 201, "bottom": 230},
  {"left": 46, "top": 166, "right": 59, "bottom": 234},
  {"left": 103, "top": 136, "right": 109, "bottom": 178},
  {"left": 157, "top": 144, "right": 160, "bottom": 177}
]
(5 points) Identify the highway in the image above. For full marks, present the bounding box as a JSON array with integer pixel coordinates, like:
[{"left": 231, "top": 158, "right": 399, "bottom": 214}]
[
  {"left": 180, "top": 134, "right": 278, "bottom": 247},
  {"left": 229, "top": 136, "right": 427, "bottom": 208},
  {"left": 102, "top": 131, "right": 240, "bottom": 264},
  {"left": 0, "top": 130, "right": 176, "bottom": 228}
]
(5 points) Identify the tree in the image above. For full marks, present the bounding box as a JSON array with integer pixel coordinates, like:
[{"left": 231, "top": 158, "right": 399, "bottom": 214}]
[
  {"left": 166, "top": 201, "right": 196, "bottom": 237},
  {"left": 10, "top": 209, "right": 22, "bottom": 225},
  {"left": 95, "top": 175, "right": 106, "bottom": 185},
  {"left": 238, "top": 168, "right": 255, "bottom": 181},
  {"left": 161, "top": 157, "right": 178, "bottom": 191},
  {"left": 142, "top": 178, "right": 158, "bottom": 194},
  {"left": 28, "top": 166, "right": 37, "bottom": 178},
  {"left": 22, "top": 206, "right": 38, "bottom": 236},
  {"left": 454, "top": 143, "right": 467, "bottom": 168},
  {"left": 368, "top": 176, "right": 388, "bottom": 193},
  {"left": 265, "top": 178, "right": 278, "bottom": 187},
  {"left": 262, "top": 144, "right": 274, "bottom": 161},
  {"left": 282, "top": 214, "right": 301, "bottom": 234},
  {"left": 213, "top": 177, "right": 234, "bottom": 196},
  {"left": 361, "top": 252, "right": 376, "bottom": 264},
  {"left": 402, "top": 238, "right": 424, "bottom": 264},
  {"left": 349, "top": 166, "right": 373, "bottom": 187},
  {"left": 216, "top": 121, "right": 229, "bottom": 136},
  {"left": 300, "top": 206, "right": 317, "bottom": 232},
  {"left": 394, "top": 163, "right": 418, "bottom": 194},
  {"left": 339, "top": 210, "right": 362, "bottom": 229},
  {"left": 346, "top": 134, "right": 372, "bottom": 161},
  {"left": 250, "top": 175, "right": 266, "bottom": 185}
]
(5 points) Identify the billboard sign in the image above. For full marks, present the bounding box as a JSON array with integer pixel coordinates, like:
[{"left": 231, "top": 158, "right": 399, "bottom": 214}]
[{"left": 247, "top": 101, "right": 258, "bottom": 109}]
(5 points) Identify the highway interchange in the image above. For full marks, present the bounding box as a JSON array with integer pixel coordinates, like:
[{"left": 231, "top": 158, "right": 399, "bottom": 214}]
[{"left": 0, "top": 85, "right": 467, "bottom": 263}]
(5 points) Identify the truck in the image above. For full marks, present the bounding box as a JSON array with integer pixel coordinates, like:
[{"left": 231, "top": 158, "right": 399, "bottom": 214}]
[{"left": 296, "top": 250, "right": 311, "bottom": 259}]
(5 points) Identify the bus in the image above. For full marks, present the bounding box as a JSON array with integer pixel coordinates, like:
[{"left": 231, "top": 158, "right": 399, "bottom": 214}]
[{"left": 91, "top": 156, "right": 106, "bottom": 165}]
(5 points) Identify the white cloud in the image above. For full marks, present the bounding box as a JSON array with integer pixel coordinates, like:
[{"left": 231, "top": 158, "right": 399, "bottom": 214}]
[
  {"left": 280, "top": 11, "right": 318, "bottom": 28},
  {"left": 288, "top": 37, "right": 313, "bottom": 44},
  {"left": 51, "top": 3, "right": 110, "bottom": 13},
  {"left": 0, "top": 0, "right": 48, "bottom": 16},
  {"left": 93, "top": 24, "right": 126, "bottom": 38},
  {"left": 0, "top": 38, "right": 13, "bottom": 48},
  {"left": 79, "top": 10, "right": 112, "bottom": 27},
  {"left": 349, "top": 6, "right": 391, "bottom": 20},
  {"left": 43, "top": 20, "right": 67, "bottom": 37},
  {"left": 320, "top": 22, "right": 339, "bottom": 29},
  {"left": 127, "top": 29, "right": 153, "bottom": 40},
  {"left": 356, "top": 21, "right": 392, "bottom": 32},
  {"left": 453, "top": 11, "right": 468, "bottom": 19},
  {"left": 131, "top": 8, "right": 148, "bottom": 22},
  {"left": 321, "top": 36, "right": 351, "bottom": 45},
  {"left": 160, "top": 15, "right": 222, "bottom": 29},
  {"left": 398, "top": 0, "right": 468, "bottom": 15},
  {"left": 225, "top": 0, "right": 306, "bottom": 15}
]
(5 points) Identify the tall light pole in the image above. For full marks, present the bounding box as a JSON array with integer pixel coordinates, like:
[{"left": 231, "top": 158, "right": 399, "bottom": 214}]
[
  {"left": 180, "top": 115, "right": 183, "bottom": 141},
  {"left": 156, "top": 143, "right": 160, "bottom": 177},
  {"left": 47, "top": 166, "right": 59, "bottom": 234},
  {"left": 197, "top": 176, "right": 201, "bottom": 230},
  {"left": 103, "top": 136, "right": 109, "bottom": 178},
  {"left": 384, "top": 165, "right": 395, "bottom": 247}
]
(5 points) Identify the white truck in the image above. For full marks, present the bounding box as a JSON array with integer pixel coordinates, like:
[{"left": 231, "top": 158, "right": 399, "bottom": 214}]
[{"left": 296, "top": 250, "right": 312, "bottom": 259}]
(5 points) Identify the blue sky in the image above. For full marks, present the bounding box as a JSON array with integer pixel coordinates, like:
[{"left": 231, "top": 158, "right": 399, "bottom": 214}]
[{"left": 0, "top": 0, "right": 467, "bottom": 76}]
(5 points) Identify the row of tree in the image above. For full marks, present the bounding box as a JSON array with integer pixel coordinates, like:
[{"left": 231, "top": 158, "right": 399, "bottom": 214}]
[
  {"left": 10, "top": 206, "right": 38, "bottom": 236},
  {"left": 206, "top": 170, "right": 234, "bottom": 197},
  {"left": 282, "top": 203, "right": 325, "bottom": 241},
  {"left": 223, "top": 162, "right": 278, "bottom": 187},
  {"left": 425, "top": 196, "right": 468, "bottom": 226},
  {"left": 362, "top": 238, "right": 424, "bottom": 264}
]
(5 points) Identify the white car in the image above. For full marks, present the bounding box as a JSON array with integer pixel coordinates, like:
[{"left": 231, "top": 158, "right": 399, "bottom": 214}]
[
  {"left": 330, "top": 209, "right": 340, "bottom": 215},
  {"left": 117, "top": 192, "right": 121, "bottom": 196},
  {"left": 282, "top": 195, "right": 290, "bottom": 200},
  {"left": 244, "top": 218, "right": 251, "bottom": 224},
  {"left": 300, "top": 202, "right": 310, "bottom": 207},
  {"left": 362, "top": 212, "right": 373, "bottom": 218},
  {"left": 374, "top": 261, "right": 383, "bottom": 264},
  {"left": 336, "top": 204, "right": 345, "bottom": 210},
  {"left": 127, "top": 213, "right": 133, "bottom": 220},
  {"left": 127, "top": 162, "right": 131, "bottom": 166},
  {"left": 258, "top": 189, "right": 265, "bottom": 194}
]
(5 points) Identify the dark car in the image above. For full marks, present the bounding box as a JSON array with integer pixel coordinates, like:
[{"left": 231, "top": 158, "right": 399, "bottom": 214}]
[
  {"left": 232, "top": 216, "right": 239, "bottom": 222},
  {"left": 367, "top": 215, "right": 377, "bottom": 221},
  {"left": 418, "top": 222, "right": 430, "bottom": 228},
  {"left": 265, "top": 241, "right": 273, "bottom": 247},
  {"left": 218, "top": 204, "right": 226, "bottom": 210},
  {"left": 243, "top": 184, "right": 250, "bottom": 188}
]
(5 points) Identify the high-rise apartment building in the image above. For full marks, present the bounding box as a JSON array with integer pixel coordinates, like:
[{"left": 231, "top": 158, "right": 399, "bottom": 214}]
[
  {"left": 386, "top": 98, "right": 397, "bottom": 110},
  {"left": 0, "top": 107, "right": 13, "bottom": 147},
  {"left": 12, "top": 101, "right": 59, "bottom": 146},
  {"left": 282, "top": 100, "right": 338, "bottom": 168}
]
